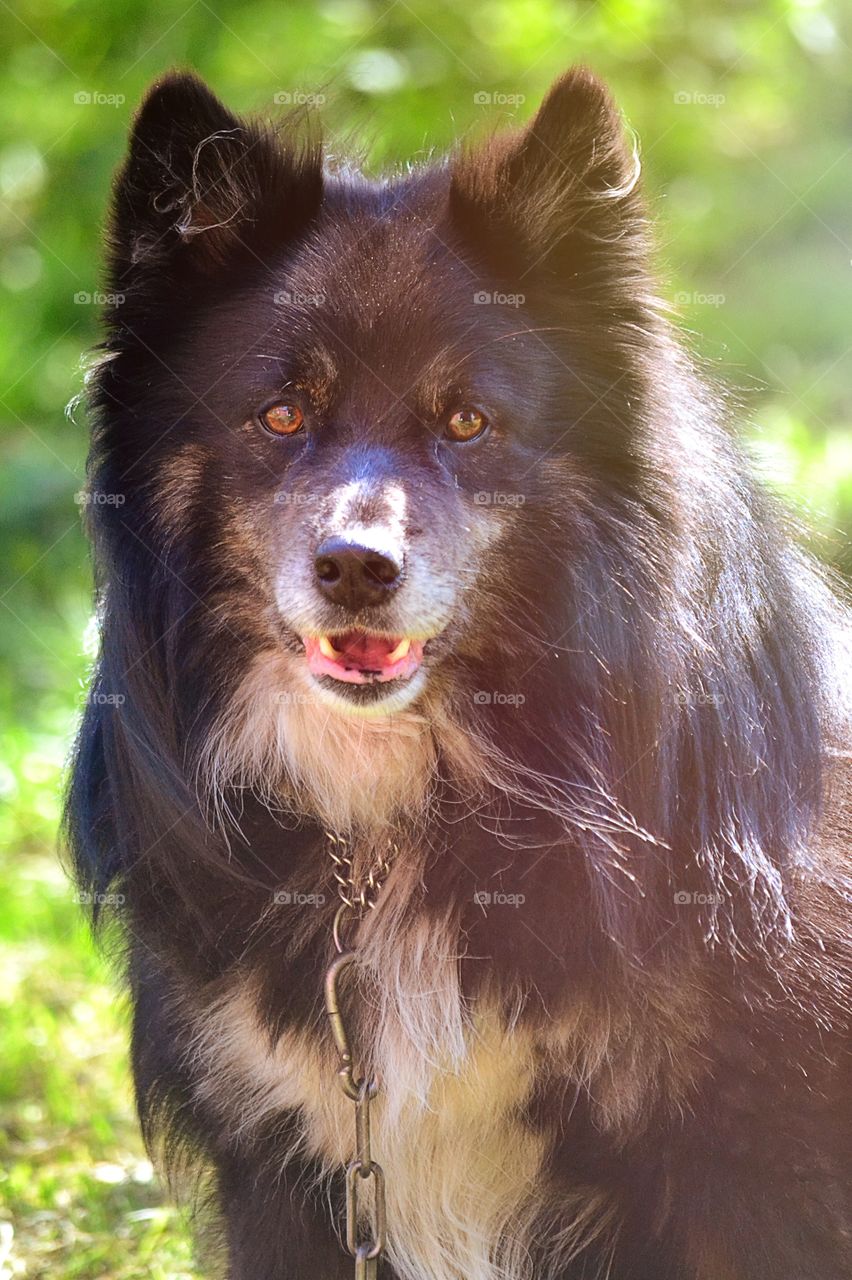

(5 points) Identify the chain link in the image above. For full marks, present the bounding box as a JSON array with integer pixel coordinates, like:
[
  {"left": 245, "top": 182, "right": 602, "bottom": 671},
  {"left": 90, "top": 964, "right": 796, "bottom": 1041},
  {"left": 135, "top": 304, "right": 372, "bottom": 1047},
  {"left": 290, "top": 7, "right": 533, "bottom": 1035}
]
[
  {"left": 322, "top": 832, "right": 397, "bottom": 1279},
  {"left": 326, "top": 830, "right": 396, "bottom": 914}
]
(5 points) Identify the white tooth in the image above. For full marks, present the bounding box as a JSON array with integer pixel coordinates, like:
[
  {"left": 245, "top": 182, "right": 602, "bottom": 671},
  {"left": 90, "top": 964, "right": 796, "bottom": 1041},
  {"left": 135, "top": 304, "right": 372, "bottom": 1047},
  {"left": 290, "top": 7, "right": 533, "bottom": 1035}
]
[
  {"left": 386, "top": 637, "right": 411, "bottom": 664},
  {"left": 319, "top": 635, "right": 341, "bottom": 660}
]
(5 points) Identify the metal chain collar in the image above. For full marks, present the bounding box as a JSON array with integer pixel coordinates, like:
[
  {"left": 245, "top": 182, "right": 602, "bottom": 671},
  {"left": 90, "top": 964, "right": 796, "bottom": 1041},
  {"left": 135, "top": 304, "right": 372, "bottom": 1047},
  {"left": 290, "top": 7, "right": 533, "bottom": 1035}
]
[{"left": 323, "top": 832, "right": 398, "bottom": 1279}]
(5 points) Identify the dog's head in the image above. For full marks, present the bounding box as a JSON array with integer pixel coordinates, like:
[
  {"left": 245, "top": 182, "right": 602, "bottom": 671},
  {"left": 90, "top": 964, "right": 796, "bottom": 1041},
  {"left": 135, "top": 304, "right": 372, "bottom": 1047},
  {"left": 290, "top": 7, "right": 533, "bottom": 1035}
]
[
  {"left": 76, "top": 70, "right": 833, "bottom": 945},
  {"left": 92, "top": 69, "right": 651, "bottom": 737}
]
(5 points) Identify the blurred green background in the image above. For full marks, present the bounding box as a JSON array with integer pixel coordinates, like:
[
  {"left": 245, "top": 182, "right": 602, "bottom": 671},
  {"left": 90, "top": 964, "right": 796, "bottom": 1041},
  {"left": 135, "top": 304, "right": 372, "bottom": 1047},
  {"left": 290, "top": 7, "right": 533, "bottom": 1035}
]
[{"left": 1, "top": 0, "right": 850, "bottom": 1274}]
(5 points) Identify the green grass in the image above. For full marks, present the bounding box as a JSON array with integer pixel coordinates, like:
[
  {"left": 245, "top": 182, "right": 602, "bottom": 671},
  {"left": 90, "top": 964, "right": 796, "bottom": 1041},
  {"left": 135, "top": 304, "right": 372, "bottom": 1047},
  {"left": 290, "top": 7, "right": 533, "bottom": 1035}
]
[{"left": 0, "top": 723, "right": 201, "bottom": 1278}]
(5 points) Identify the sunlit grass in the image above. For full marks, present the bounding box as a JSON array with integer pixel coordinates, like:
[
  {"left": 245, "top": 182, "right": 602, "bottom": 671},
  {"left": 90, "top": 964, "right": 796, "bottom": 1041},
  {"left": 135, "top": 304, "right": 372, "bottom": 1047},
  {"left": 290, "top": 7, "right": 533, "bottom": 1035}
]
[{"left": 0, "top": 675, "right": 201, "bottom": 1278}]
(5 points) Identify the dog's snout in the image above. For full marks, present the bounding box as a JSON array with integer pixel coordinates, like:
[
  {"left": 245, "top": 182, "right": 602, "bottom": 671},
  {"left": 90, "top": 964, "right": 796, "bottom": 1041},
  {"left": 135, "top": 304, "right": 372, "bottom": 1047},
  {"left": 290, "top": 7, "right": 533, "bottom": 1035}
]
[{"left": 314, "top": 537, "right": 402, "bottom": 610}]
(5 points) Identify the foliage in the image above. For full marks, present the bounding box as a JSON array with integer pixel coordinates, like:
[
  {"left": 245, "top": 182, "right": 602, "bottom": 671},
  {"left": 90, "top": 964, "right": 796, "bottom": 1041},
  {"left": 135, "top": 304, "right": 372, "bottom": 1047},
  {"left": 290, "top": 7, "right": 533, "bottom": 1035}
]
[{"left": 0, "top": 0, "right": 849, "bottom": 1274}]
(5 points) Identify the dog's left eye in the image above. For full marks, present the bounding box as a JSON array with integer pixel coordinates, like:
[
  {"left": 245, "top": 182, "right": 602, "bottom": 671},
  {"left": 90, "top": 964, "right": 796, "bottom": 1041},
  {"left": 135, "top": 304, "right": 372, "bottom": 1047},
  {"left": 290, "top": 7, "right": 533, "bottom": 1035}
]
[
  {"left": 446, "top": 407, "right": 489, "bottom": 442},
  {"left": 259, "top": 403, "right": 304, "bottom": 436}
]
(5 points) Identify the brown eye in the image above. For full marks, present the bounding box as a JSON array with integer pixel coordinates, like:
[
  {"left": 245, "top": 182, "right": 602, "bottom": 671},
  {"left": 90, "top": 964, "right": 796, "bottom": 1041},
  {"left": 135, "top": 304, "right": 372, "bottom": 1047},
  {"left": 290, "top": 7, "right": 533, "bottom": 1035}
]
[
  {"left": 260, "top": 403, "right": 304, "bottom": 436},
  {"left": 446, "top": 406, "right": 489, "bottom": 442}
]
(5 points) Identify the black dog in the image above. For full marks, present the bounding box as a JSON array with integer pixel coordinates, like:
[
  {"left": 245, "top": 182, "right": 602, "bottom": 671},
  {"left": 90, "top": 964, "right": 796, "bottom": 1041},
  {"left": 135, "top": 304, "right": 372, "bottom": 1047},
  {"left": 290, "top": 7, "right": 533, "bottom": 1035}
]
[{"left": 67, "top": 67, "right": 851, "bottom": 1278}]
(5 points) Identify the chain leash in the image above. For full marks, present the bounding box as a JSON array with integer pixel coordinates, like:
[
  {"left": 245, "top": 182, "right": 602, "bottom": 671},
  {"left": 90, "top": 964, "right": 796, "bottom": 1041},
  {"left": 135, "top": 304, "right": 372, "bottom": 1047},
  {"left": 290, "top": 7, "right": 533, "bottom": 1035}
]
[{"left": 323, "top": 832, "right": 397, "bottom": 1279}]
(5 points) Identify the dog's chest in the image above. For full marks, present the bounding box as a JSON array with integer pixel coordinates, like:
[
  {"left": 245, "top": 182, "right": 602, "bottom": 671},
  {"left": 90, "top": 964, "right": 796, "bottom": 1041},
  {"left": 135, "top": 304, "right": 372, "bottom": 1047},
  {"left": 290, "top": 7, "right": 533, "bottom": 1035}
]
[{"left": 187, "top": 975, "right": 614, "bottom": 1280}]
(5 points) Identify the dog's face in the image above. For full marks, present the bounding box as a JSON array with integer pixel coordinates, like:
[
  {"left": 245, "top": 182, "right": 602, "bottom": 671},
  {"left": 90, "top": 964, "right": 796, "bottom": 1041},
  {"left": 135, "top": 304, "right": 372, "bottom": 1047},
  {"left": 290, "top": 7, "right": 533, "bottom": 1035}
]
[
  {"left": 160, "top": 210, "right": 563, "bottom": 716},
  {"left": 95, "top": 70, "right": 648, "bottom": 722}
]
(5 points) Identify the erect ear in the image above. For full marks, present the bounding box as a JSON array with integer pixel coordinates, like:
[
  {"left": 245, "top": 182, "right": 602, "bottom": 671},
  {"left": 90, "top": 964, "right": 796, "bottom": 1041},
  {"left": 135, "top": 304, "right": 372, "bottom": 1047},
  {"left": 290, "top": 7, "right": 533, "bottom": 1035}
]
[
  {"left": 109, "top": 72, "right": 323, "bottom": 284},
  {"left": 450, "top": 68, "right": 644, "bottom": 289}
]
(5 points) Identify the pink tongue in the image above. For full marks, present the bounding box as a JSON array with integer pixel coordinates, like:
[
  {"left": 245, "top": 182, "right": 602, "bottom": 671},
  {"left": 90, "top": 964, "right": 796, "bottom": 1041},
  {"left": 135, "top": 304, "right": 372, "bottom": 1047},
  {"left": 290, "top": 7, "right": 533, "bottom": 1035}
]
[
  {"left": 303, "top": 632, "right": 424, "bottom": 686},
  {"left": 335, "top": 630, "right": 396, "bottom": 668}
]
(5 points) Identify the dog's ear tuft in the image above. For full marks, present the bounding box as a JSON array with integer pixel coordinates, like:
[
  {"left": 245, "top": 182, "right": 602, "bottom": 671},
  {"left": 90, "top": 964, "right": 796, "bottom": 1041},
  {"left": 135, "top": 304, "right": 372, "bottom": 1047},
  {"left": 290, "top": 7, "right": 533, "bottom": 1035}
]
[
  {"left": 451, "top": 67, "right": 645, "bottom": 287},
  {"left": 109, "top": 71, "right": 323, "bottom": 283}
]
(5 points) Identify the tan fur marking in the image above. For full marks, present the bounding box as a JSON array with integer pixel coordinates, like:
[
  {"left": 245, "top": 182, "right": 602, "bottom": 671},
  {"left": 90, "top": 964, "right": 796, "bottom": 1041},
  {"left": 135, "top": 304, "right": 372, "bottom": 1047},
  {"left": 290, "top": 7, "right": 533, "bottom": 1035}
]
[
  {"left": 187, "top": 972, "right": 619, "bottom": 1280},
  {"left": 542, "top": 977, "right": 711, "bottom": 1138},
  {"left": 200, "top": 649, "right": 438, "bottom": 831},
  {"left": 152, "top": 443, "right": 210, "bottom": 539}
]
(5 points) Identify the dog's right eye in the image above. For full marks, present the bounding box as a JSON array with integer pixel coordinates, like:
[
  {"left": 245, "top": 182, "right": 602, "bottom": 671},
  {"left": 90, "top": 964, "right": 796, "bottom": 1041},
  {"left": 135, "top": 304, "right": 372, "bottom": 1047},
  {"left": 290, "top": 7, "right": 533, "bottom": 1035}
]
[{"left": 259, "top": 403, "right": 304, "bottom": 436}]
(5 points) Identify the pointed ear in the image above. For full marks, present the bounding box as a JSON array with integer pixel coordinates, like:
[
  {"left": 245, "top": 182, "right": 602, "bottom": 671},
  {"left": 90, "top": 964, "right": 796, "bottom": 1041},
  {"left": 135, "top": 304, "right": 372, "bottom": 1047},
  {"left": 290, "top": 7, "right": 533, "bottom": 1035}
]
[
  {"left": 450, "top": 68, "right": 644, "bottom": 289},
  {"left": 109, "top": 72, "right": 323, "bottom": 284}
]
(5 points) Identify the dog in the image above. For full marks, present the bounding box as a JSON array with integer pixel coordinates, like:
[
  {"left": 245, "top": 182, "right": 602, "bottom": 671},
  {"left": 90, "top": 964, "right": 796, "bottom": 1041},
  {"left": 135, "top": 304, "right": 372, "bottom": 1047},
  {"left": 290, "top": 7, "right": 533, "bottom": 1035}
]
[{"left": 67, "top": 67, "right": 851, "bottom": 1278}]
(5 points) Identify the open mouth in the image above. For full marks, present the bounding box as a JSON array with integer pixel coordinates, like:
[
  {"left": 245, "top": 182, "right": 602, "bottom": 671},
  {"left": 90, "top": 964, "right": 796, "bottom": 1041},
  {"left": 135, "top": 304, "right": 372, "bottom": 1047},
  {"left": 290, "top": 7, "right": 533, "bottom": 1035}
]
[{"left": 303, "top": 631, "right": 424, "bottom": 685}]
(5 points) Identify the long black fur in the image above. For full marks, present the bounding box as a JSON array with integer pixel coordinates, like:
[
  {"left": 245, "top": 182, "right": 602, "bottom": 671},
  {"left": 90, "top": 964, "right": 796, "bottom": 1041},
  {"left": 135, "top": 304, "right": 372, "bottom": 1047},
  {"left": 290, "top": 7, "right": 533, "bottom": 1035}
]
[{"left": 66, "top": 68, "right": 851, "bottom": 1278}]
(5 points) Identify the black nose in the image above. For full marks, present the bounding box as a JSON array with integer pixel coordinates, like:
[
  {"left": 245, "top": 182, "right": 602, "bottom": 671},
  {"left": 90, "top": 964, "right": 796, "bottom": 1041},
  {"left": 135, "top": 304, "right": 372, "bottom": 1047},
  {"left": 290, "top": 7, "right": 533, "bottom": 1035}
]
[{"left": 314, "top": 537, "right": 403, "bottom": 611}]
